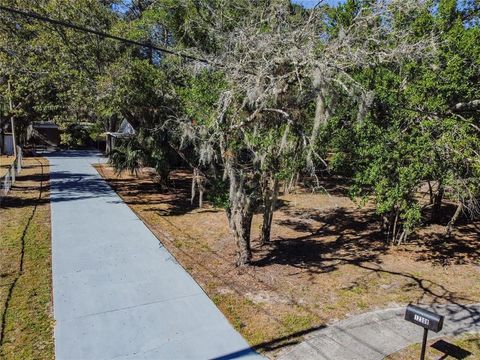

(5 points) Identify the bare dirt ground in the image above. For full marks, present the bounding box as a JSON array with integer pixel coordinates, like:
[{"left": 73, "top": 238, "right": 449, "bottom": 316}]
[{"left": 95, "top": 165, "right": 480, "bottom": 358}]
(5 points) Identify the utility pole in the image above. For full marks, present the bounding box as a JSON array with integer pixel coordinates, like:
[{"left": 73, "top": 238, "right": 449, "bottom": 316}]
[{"left": 7, "top": 77, "right": 17, "bottom": 158}]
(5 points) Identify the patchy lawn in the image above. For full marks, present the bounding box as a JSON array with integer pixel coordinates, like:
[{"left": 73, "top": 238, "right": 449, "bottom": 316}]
[
  {"left": 96, "top": 164, "right": 480, "bottom": 358},
  {"left": 0, "top": 156, "right": 15, "bottom": 178},
  {"left": 386, "top": 332, "right": 480, "bottom": 359},
  {"left": 0, "top": 158, "right": 54, "bottom": 360}
]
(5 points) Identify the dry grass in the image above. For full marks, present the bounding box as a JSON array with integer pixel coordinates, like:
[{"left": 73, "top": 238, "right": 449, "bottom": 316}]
[
  {"left": 386, "top": 333, "right": 480, "bottom": 359},
  {"left": 0, "top": 157, "right": 54, "bottom": 360},
  {"left": 95, "top": 165, "right": 480, "bottom": 358},
  {"left": 0, "top": 156, "right": 15, "bottom": 178}
]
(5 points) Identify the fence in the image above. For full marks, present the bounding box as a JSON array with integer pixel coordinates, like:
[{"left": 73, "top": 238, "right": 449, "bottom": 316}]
[{"left": 0, "top": 146, "right": 23, "bottom": 204}]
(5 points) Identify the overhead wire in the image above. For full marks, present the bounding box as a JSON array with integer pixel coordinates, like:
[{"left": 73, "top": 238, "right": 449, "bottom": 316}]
[{"left": 0, "top": 5, "right": 210, "bottom": 64}]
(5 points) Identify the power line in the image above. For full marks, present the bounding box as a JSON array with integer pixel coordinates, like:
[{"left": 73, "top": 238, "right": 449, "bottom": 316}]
[{"left": 0, "top": 5, "right": 209, "bottom": 64}]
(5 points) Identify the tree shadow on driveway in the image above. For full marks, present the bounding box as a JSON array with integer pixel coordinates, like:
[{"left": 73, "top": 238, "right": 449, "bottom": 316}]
[{"left": 49, "top": 171, "right": 114, "bottom": 203}]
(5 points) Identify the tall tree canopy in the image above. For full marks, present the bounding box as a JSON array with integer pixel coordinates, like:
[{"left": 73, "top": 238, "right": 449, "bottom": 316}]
[{"left": 1, "top": 0, "right": 478, "bottom": 265}]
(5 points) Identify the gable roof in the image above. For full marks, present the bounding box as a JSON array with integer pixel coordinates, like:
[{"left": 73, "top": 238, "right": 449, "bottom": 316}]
[{"left": 117, "top": 119, "right": 135, "bottom": 135}]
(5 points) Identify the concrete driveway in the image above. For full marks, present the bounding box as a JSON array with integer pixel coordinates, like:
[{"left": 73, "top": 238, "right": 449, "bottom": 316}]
[
  {"left": 48, "top": 151, "right": 260, "bottom": 360},
  {"left": 279, "top": 304, "right": 480, "bottom": 360}
]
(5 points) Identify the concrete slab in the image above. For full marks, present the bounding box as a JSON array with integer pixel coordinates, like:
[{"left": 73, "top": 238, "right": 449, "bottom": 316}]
[
  {"left": 48, "top": 151, "right": 261, "bottom": 360},
  {"left": 280, "top": 304, "right": 480, "bottom": 360}
]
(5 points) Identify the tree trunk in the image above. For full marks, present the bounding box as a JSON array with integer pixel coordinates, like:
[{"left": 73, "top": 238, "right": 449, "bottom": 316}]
[
  {"left": 226, "top": 166, "right": 255, "bottom": 266},
  {"left": 199, "top": 186, "right": 204, "bottom": 208},
  {"left": 391, "top": 208, "right": 400, "bottom": 245},
  {"left": 227, "top": 204, "right": 253, "bottom": 266},
  {"left": 427, "top": 181, "right": 433, "bottom": 204},
  {"left": 8, "top": 79, "right": 17, "bottom": 158},
  {"left": 155, "top": 168, "right": 170, "bottom": 192},
  {"left": 446, "top": 202, "right": 463, "bottom": 236},
  {"left": 431, "top": 183, "right": 444, "bottom": 222},
  {"left": 397, "top": 229, "right": 408, "bottom": 246},
  {"left": 260, "top": 176, "right": 279, "bottom": 245},
  {"left": 191, "top": 172, "right": 196, "bottom": 205},
  {"left": 284, "top": 172, "right": 299, "bottom": 194},
  {"left": 307, "top": 92, "right": 327, "bottom": 168},
  {"left": 191, "top": 168, "right": 206, "bottom": 208}
]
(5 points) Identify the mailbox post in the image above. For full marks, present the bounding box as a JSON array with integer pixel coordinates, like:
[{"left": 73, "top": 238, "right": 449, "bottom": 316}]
[{"left": 405, "top": 304, "right": 444, "bottom": 360}]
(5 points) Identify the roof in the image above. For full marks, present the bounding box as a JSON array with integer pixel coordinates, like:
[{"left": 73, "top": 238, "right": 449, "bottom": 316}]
[
  {"left": 105, "top": 132, "right": 133, "bottom": 138},
  {"left": 32, "top": 122, "right": 59, "bottom": 129},
  {"left": 117, "top": 119, "right": 136, "bottom": 135},
  {"left": 106, "top": 119, "right": 136, "bottom": 138}
]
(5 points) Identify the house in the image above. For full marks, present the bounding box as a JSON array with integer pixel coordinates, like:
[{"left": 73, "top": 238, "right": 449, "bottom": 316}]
[
  {"left": 0, "top": 119, "right": 14, "bottom": 155},
  {"left": 27, "top": 122, "right": 61, "bottom": 148},
  {"left": 0, "top": 132, "right": 14, "bottom": 155},
  {"left": 105, "top": 119, "right": 136, "bottom": 153}
]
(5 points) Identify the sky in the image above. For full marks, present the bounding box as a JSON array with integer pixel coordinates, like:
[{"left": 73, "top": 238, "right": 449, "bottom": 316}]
[{"left": 112, "top": 0, "right": 344, "bottom": 14}]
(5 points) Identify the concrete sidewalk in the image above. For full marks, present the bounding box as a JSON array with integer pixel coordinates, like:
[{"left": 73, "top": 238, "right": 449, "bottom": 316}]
[
  {"left": 48, "top": 151, "right": 260, "bottom": 360},
  {"left": 279, "top": 303, "right": 480, "bottom": 360}
]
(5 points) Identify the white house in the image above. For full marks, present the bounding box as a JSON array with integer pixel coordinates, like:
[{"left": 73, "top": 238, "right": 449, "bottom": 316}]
[{"left": 105, "top": 119, "right": 136, "bottom": 153}]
